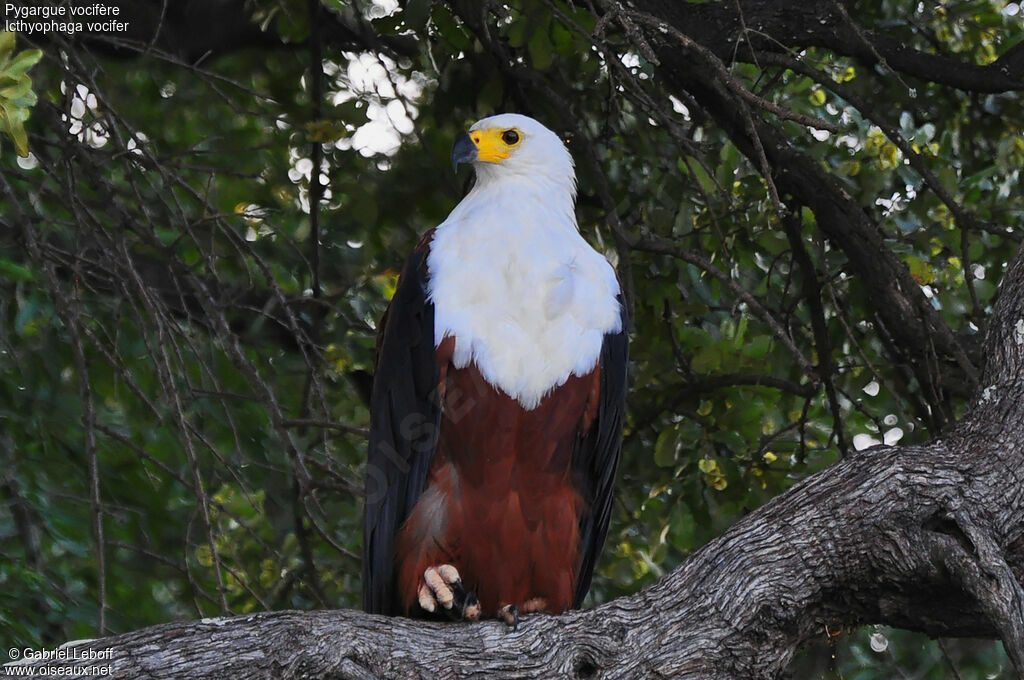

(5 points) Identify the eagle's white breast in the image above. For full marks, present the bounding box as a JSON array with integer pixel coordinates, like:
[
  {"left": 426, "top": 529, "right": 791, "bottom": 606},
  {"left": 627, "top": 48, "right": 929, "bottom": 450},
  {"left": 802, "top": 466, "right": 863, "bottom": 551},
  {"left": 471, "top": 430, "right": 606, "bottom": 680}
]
[{"left": 428, "top": 177, "right": 622, "bottom": 410}]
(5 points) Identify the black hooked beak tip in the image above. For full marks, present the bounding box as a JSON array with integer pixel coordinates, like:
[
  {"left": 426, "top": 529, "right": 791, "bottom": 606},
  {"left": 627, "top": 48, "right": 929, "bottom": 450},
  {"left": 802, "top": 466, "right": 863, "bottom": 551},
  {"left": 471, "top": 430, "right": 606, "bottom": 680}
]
[{"left": 451, "top": 133, "right": 477, "bottom": 172}]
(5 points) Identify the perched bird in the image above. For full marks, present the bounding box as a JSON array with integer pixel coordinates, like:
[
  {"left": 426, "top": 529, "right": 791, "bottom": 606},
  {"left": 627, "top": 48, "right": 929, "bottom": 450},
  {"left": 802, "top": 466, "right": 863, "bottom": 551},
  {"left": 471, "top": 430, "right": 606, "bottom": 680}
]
[{"left": 363, "top": 114, "right": 628, "bottom": 623}]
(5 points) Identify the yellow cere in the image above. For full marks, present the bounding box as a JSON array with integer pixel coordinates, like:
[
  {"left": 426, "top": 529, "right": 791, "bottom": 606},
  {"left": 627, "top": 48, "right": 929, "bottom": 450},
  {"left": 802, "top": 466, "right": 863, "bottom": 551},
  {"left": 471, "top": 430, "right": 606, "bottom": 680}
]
[{"left": 469, "top": 127, "right": 522, "bottom": 164}]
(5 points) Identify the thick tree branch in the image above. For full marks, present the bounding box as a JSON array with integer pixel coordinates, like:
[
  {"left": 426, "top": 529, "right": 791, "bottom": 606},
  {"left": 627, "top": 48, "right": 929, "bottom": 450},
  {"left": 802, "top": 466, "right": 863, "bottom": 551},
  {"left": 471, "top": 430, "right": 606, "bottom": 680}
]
[
  {"left": 11, "top": 431, "right": 1023, "bottom": 679},
  {"left": 932, "top": 513, "right": 1024, "bottom": 672},
  {"left": 634, "top": 0, "right": 1024, "bottom": 93}
]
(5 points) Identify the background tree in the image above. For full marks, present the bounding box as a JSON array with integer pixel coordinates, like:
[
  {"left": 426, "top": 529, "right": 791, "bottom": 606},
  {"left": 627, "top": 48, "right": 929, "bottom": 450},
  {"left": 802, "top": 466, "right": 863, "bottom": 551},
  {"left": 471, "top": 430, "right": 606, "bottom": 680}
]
[{"left": 1, "top": 0, "right": 1022, "bottom": 677}]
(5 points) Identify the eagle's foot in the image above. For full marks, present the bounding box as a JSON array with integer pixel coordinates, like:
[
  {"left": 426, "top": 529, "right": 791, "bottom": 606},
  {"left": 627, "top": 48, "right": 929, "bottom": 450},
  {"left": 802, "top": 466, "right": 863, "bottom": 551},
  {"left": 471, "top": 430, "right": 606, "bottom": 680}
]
[
  {"left": 497, "top": 598, "right": 546, "bottom": 630},
  {"left": 419, "top": 565, "right": 480, "bottom": 621},
  {"left": 520, "top": 597, "right": 549, "bottom": 613},
  {"left": 498, "top": 603, "right": 519, "bottom": 630}
]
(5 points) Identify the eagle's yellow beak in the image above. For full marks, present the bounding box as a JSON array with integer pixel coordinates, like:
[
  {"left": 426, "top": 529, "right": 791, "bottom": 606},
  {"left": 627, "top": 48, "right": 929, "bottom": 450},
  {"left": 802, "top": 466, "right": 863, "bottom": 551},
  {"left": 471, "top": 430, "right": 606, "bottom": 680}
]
[{"left": 451, "top": 127, "right": 522, "bottom": 170}]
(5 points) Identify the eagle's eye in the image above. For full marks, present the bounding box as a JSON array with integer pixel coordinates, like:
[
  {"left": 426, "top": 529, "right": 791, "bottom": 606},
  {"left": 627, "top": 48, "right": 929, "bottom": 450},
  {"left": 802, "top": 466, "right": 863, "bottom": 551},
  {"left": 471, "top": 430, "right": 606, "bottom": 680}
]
[{"left": 501, "top": 129, "right": 520, "bottom": 145}]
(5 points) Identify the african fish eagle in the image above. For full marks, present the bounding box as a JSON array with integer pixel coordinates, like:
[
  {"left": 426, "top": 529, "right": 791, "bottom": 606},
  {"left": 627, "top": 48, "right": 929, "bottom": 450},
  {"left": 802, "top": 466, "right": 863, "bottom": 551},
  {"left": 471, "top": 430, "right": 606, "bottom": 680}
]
[{"left": 363, "top": 113, "right": 628, "bottom": 622}]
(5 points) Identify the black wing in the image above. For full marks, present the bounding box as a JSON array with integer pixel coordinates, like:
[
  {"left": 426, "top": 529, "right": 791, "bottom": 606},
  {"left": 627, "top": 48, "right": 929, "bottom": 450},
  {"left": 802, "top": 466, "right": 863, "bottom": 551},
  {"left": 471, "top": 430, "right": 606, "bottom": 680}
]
[
  {"left": 572, "top": 303, "right": 629, "bottom": 608},
  {"left": 362, "top": 242, "right": 441, "bottom": 615}
]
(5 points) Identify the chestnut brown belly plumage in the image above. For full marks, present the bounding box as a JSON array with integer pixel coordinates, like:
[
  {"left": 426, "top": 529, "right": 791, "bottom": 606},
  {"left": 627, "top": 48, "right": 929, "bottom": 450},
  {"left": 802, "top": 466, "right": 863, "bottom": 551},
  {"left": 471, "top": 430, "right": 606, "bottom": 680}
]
[{"left": 394, "top": 353, "right": 601, "bottom": 614}]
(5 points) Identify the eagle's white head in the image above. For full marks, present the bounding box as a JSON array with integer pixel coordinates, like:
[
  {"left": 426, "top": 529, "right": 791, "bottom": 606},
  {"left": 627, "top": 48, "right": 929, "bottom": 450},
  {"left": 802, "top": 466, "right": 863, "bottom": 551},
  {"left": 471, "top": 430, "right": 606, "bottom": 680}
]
[
  {"left": 431, "top": 113, "right": 620, "bottom": 409},
  {"left": 451, "top": 113, "right": 576, "bottom": 199}
]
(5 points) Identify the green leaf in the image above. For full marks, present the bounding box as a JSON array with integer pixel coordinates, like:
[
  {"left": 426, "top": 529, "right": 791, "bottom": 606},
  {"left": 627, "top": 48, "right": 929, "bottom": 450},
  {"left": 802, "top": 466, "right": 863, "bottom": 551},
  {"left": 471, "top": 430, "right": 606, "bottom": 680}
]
[
  {"left": 743, "top": 336, "right": 772, "bottom": 359},
  {"left": 528, "top": 25, "right": 554, "bottom": 71},
  {"left": 691, "top": 344, "right": 721, "bottom": 373},
  {"left": 2, "top": 49, "right": 43, "bottom": 81},
  {"left": 8, "top": 116, "right": 29, "bottom": 157},
  {"left": 550, "top": 20, "right": 572, "bottom": 51},
  {"left": 0, "top": 259, "right": 35, "bottom": 282},
  {"left": 0, "top": 78, "right": 33, "bottom": 101},
  {"left": 906, "top": 256, "right": 935, "bottom": 285},
  {"left": 0, "top": 40, "right": 41, "bottom": 157},
  {"left": 403, "top": 0, "right": 433, "bottom": 32},
  {"left": 0, "top": 31, "right": 15, "bottom": 61},
  {"left": 687, "top": 161, "right": 719, "bottom": 196},
  {"left": 432, "top": 5, "right": 471, "bottom": 50},
  {"left": 506, "top": 18, "right": 529, "bottom": 48},
  {"left": 654, "top": 425, "right": 680, "bottom": 467},
  {"left": 732, "top": 315, "right": 748, "bottom": 348},
  {"left": 669, "top": 502, "right": 695, "bottom": 551}
]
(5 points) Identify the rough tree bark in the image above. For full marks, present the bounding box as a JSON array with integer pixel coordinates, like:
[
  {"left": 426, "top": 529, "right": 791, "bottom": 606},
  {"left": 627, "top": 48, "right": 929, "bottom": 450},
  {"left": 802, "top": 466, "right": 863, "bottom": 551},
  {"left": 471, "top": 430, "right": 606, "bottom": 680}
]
[{"left": 8, "top": 235, "right": 1024, "bottom": 677}]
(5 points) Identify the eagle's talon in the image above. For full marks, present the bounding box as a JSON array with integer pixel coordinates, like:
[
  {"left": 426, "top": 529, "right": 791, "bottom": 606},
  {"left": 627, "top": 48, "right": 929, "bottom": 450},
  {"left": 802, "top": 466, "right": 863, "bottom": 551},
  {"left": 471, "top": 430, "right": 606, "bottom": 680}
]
[
  {"left": 421, "top": 564, "right": 478, "bottom": 618},
  {"left": 461, "top": 589, "right": 481, "bottom": 621},
  {"left": 441, "top": 579, "right": 475, "bottom": 621},
  {"left": 416, "top": 583, "right": 435, "bottom": 612},
  {"left": 498, "top": 603, "right": 519, "bottom": 630}
]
